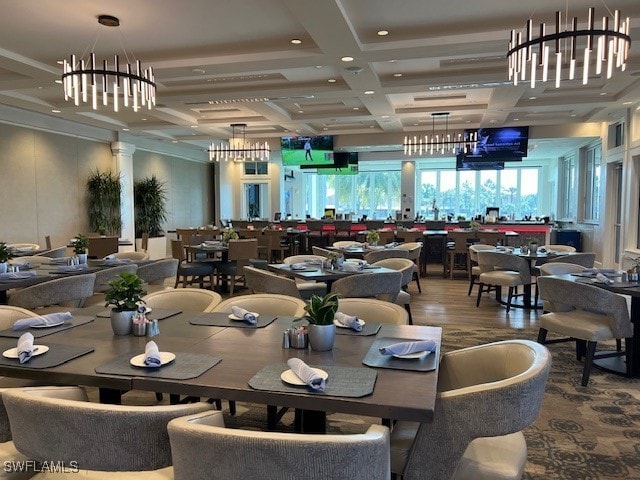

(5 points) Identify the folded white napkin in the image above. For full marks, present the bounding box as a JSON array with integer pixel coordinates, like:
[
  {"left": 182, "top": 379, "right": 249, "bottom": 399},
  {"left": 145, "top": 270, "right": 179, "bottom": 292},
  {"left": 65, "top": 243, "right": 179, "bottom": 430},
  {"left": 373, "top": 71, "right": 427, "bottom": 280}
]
[
  {"left": 291, "top": 262, "right": 307, "bottom": 270},
  {"left": 334, "top": 311, "right": 363, "bottom": 331},
  {"left": 584, "top": 268, "right": 617, "bottom": 275},
  {"left": 17, "top": 333, "right": 35, "bottom": 364},
  {"left": 56, "top": 264, "right": 88, "bottom": 272},
  {"left": 340, "top": 263, "right": 362, "bottom": 272},
  {"left": 379, "top": 340, "right": 437, "bottom": 356},
  {"left": 287, "top": 358, "right": 326, "bottom": 391},
  {"left": 103, "top": 254, "right": 116, "bottom": 260},
  {"left": 595, "top": 273, "right": 614, "bottom": 285},
  {"left": 144, "top": 341, "right": 162, "bottom": 366},
  {"left": 385, "top": 242, "right": 398, "bottom": 248},
  {"left": 0, "top": 271, "right": 37, "bottom": 280},
  {"left": 231, "top": 306, "right": 257, "bottom": 324},
  {"left": 13, "top": 312, "right": 72, "bottom": 331},
  {"left": 103, "top": 258, "right": 132, "bottom": 265}
]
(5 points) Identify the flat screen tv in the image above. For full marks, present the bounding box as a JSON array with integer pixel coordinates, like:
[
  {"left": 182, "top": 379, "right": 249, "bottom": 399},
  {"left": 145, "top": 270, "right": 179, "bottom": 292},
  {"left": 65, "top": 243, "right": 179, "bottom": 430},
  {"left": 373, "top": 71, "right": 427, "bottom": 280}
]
[
  {"left": 463, "top": 126, "right": 529, "bottom": 160},
  {"left": 316, "top": 164, "right": 359, "bottom": 175},
  {"left": 456, "top": 154, "right": 504, "bottom": 171},
  {"left": 281, "top": 135, "right": 334, "bottom": 166},
  {"left": 299, "top": 151, "right": 358, "bottom": 169}
]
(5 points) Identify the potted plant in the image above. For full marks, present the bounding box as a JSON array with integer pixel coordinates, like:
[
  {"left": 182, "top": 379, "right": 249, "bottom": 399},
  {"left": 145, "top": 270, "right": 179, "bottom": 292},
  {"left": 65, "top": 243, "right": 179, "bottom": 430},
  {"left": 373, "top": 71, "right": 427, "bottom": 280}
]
[
  {"left": 366, "top": 230, "right": 380, "bottom": 245},
  {"left": 0, "top": 242, "right": 13, "bottom": 274},
  {"left": 222, "top": 229, "right": 239, "bottom": 244},
  {"left": 304, "top": 292, "right": 340, "bottom": 351},
  {"left": 72, "top": 234, "right": 89, "bottom": 264},
  {"left": 104, "top": 272, "right": 147, "bottom": 335},
  {"left": 87, "top": 170, "right": 122, "bottom": 236},
  {"left": 134, "top": 175, "right": 168, "bottom": 260},
  {"left": 469, "top": 221, "right": 481, "bottom": 232}
]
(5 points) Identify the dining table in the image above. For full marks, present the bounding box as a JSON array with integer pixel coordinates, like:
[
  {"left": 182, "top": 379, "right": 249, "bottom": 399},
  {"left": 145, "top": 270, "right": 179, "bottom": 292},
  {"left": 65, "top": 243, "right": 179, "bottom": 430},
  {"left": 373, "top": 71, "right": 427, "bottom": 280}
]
[
  {"left": 267, "top": 262, "right": 400, "bottom": 290},
  {"left": 0, "top": 305, "right": 442, "bottom": 433}
]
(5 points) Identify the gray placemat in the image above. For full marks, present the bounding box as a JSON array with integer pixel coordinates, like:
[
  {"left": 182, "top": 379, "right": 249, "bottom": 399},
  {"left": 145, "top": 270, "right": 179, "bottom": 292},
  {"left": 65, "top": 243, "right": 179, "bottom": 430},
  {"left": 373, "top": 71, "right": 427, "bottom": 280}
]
[
  {"left": 96, "top": 308, "right": 182, "bottom": 321},
  {"left": 190, "top": 312, "right": 278, "bottom": 328},
  {"left": 0, "top": 341, "right": 94, "bottom": 369},
  {"left": 0, "top": 315, "right": 95, "bottom": 338},
  {"left": 248, "top": 363, "right": 377, "bottom": 397},
  {"left": 335, "top": 322, "right": 382, "bottom": 336},
  {"left": 95, "top": 352, "right": 221, "bottom": 379},
  {"left": 362, "top": 337, "right": 438, "bottom": 372}
]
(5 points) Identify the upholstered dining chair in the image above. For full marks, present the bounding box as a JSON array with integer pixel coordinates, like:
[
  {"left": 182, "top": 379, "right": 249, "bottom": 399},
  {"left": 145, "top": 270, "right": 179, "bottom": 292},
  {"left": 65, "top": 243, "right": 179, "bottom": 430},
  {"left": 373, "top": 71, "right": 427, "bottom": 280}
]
[
  {"left": 337, "top": 298, "right": 409, "bottom": 325},
  {"left": 363, "top": 248, "right": 409, "bottom": 264},
  {"left": 136, "top": 259, "right": 179, "bottom": 293},
  {"left": 142, "top": 288, "right": 222, "bottom": 312},
  {"left": 11, "top": 255, "right": 53, "bottom": 265},
  {"left": 214, "top": 239, "right": 258, "bottom": 295},
  {"left": 3, "top": 386, "right": 214, "bottom": 479},
  {"left": 263, "top": 230, "right": 289, "bottom": 262},
  {"left": 475, "top": 251, "right": 533, "bottom": 313},
  {"left": 7, "top": 243, "right": 40, "bottom": 253},
  {"left": 331, "top": 271, "right": 403, "bottom": 304},
  {"left": 332, "top": 240, "right": 362, "bottom": 248},
  {"left": 396, "top": 242, "right": 423, "bottom": 293},
  {"left": 467, "top": 244, "right": 496, "bottom": 296},
  {"left": 243, "top": 266, "right": 304, "bottom": 299},
  {"left": 35, "top": 246, "right": 67, "bottom": 258},
  {"left": 371, "top": 258, "right": 415, "bottom": 324},
  {"left": 542, "top": 244, "right": 577, "bottom": 253},
  {"left": 311, "top": 246, "right": 336, "bottom": 258},
  {"left": 0, "top": 388, "right": 38, "bottom": 480},
  {"left": 537, "top": 276, "right": 632, "bottom": 386},
  {"left": 390, "top": 340, "right": 551, "bottom": 480},
  {"left": 543, "top": 252, "right": 596, "bottom": 268},
  {"left": 113, "top": 251, "right": 150, "bottom": 262},
  {"left": 168, "top": 410, "right": 390, "bottom": 480},
  {"left": 282, "top": 255, "right": 328, "bottom": 298},
  {"left": 83, "top": 264, "right": 139, "bottom": 307},
  {"left": 171, "top": 239, "right": 215, "bottom": 289},
  {"left": 8, "top": 273, "right": 97, "bottom": 314},
  {"left": 212, "top": 294, "right": 307, "bottom": 317}
]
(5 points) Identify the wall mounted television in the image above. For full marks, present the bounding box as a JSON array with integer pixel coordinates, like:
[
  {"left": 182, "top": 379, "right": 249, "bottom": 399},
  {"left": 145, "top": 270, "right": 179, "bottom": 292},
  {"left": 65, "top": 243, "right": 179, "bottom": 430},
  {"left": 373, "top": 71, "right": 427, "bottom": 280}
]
[
  {"left": 456, "top": 154, "right": 504, "bottom": 171},
  {"left": 300, "top": 151, "right": 358, "bottom": 169},
  {"left": 463, "top": 126, "right": 529, "bottom": 160},
  {"left": 281, "top": 135, "right": 334, "bottom": 166},
  {"left": 316, "top": 164, "right": 359, "bottom": 175}
]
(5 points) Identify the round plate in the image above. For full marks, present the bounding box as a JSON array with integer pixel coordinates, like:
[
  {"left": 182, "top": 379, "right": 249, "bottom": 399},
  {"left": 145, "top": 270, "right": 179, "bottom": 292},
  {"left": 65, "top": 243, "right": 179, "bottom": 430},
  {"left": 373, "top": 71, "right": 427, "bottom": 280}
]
[
  {"left": 280, "top": 368, "right": 329, "bottom": 386},
  {"left": 130, "top": 352, "right": 176, "bottom": 368},
  {"left": 290, "top": 264, "right": 307, "bottom": 271},
  {"left": 3, "top": 345, "right": 49, "bottom": 359},
  {"left": 333, "top": 319, "right": 365, "bottom": 329},
  {"left": 393, "top": 350, "right": 432, "bottom": 359},
  {"left": 31, "top": 320, "right": 65, "bottom": 329},
  {"left": 228, "top": 312, "right": 259, "bottom": 321}
]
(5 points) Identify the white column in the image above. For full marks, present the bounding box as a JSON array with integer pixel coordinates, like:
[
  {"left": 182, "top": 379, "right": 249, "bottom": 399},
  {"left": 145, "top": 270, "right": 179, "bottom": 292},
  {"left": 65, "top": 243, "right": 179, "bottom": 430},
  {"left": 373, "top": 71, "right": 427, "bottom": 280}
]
[{"left": 111, "top": 141, "right": 136, "bottom": 242}]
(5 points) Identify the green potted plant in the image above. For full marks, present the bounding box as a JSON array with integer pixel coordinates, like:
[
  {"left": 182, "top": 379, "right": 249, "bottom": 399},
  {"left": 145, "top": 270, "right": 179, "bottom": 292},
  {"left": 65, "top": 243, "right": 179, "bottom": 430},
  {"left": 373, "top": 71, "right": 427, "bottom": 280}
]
[
  {"left": 134, "top": 175, "right": 168, "bottom": 260},
  {"left": 222, "top": 229, "right": 239, "bottom": 244},
  {"left": 0, "top": 242, "right": 13, "bottom": 274},
  {"left": 87, "top": 170, "right": 122, "bottom": 236},
  {"left": 72, "top": 234, "right": 89, "bottom": 264},
  {"left": 104, "top": 272, "right": 147, "bottom": 335},
  {"left": 304, "top": 292, "right": 340, "bottom": 351},
  {"left": 366, "top": 230, "right": 380, "bottom": 245}
]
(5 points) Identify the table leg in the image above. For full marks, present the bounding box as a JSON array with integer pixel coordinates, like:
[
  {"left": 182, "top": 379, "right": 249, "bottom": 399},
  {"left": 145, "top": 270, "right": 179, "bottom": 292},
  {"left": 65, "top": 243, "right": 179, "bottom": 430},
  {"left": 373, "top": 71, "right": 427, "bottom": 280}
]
[
  {"left": 297, "top": 409, "right": 326, "bottom": 433},
  {"left": 99, "top": 388, "right": 122, "bottom": 404}
]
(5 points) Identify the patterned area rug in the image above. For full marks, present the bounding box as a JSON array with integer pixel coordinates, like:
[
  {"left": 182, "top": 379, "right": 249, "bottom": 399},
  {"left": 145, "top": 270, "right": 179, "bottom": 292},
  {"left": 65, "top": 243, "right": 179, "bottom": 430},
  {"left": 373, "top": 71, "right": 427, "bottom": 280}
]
[{"left": 117, "top": 325, "right": 640, "bottom": 479}]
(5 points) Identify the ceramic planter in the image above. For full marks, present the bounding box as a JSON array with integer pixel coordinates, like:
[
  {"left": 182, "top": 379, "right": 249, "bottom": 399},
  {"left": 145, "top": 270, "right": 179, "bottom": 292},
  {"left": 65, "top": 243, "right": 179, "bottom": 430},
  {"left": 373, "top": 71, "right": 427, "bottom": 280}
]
[
  {"left": 110, "top": 310, "right": 134, "bottom": 335},
  {"left": 0, "top": 263, "right": 7, "bottom": 274},
  {"left": 308, "top": 323, "right": 336, "bottom": 351}
]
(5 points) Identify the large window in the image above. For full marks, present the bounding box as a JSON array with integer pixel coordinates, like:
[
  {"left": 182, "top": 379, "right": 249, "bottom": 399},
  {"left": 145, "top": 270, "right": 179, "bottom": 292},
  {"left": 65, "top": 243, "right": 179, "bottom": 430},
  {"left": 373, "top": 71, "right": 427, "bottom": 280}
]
[
  {"left": 558, "top": 155, "right": 576, "bottom": 220},
  {"left": 418, "top": 166, "right": 540, "bottom": 219},
  {"left": 583, "top": 144, "right": 601, "bottom": 222}
]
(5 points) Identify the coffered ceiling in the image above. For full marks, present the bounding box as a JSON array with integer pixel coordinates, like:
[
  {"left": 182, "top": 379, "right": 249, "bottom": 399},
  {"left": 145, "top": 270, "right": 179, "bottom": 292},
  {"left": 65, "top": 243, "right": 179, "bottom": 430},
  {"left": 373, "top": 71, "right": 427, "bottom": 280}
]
[{"left": 0, "top": 0, "right": 639, "bottom": 159}]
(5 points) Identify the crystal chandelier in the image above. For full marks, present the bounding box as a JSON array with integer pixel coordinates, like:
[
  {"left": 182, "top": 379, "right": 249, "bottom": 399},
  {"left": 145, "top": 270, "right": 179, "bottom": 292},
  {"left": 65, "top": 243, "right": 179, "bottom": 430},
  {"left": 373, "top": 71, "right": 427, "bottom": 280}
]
[
  {"left": 208, "top": 123, "right": 270, "bottom": 162},
  {"left": 507, "top": 6, "right": 631, "bottom": 88},
  {"left": 61, "top": 15, "right": 156, "bottom": 112},
  {"left": 403, "top": 113, "right": 477, "bottom": 156}
]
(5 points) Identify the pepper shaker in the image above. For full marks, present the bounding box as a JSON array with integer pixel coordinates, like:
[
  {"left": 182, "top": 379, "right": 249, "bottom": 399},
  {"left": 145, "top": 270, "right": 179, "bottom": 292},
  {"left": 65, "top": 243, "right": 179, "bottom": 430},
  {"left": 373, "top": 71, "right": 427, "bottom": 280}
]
[{"left": 282, "top": 329, "right": 291, "bottom": 349}]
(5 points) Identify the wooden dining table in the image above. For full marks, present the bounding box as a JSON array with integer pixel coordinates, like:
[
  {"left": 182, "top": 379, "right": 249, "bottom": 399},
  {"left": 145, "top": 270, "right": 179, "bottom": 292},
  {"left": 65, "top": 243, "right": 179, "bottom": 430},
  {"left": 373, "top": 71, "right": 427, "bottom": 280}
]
[{"left": 0, "top": 305, "right": 442, "bottom": 432}]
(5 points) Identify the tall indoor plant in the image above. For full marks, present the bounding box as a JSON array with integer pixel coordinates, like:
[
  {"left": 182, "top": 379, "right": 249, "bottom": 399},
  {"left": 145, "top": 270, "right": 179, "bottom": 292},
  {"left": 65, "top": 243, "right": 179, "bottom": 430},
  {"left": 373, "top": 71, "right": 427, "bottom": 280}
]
[
  {"left": 104, "top": 272, "right": 146, "bottom": 335},
  {"left": 0, "top": 242, "right": 13, "bottom": 274},
  {"left": 304, "top": 292, "right": 339, "bottom": 351},
  {"left": 86, "top": 170, "right": 122, "bottom": 236},
  {"left": 134, "top": 175, "right": 168, "bottom": 238}
]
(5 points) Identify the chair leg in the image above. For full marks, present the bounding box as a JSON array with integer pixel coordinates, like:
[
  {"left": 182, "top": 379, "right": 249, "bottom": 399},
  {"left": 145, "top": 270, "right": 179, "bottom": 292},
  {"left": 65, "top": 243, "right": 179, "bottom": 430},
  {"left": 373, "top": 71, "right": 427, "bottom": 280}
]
[
  {"left": 576, "top": 339, "right": 587, "bottom": 361},
  {"left": 414, "top": 272, "right": 422, "bottom": 293},
  {"left": 229, "top": 400, "right": 236, "bottom": 416},
  {"left": 537, "top": 328, "right": 548, "bottom": 344},
  {"left": 581, "top": 341, "right": 597, "bottom": 386},
  {"left": 625, "top": 337, "right": 633, "bottom": 377},
  {"left": 467, "top": 276, "right": 475, "bottom": 296},
  {"left": 616, "top": 339, "right": 622, "bottom": 352},
  {"left": 404, "top": 304, "right": 413, "bottom": 325},
  {"left": 506, "top": 287, "right": 514, "bottom": 313},
  {"left": 476, "top": 283, "right": 484, "bottom": 307}
]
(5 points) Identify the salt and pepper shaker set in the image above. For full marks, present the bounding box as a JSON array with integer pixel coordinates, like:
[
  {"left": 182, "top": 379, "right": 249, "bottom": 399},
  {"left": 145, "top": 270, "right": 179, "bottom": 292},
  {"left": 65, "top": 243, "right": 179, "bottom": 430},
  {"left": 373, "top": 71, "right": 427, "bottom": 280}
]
[{"left": 283, "top": 327, "right": 308, "bottom": 349}]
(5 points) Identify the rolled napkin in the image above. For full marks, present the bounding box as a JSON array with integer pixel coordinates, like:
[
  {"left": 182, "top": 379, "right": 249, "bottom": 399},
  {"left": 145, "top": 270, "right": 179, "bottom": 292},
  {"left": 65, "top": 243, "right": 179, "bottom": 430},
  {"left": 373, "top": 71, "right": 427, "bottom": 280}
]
[
  {"left": 334, "top": 311, "right": 363, "bottom": 332},
  {"left": 0, "top": 271, "right": 37, "bottom": 280},
  {"left": 144, "top": 341, "right": 162, "bottom": 366},
  {"left": 340, "top": 262, "right": 362, "bottom": 272},
  {"left": 584, "top": 268, "right": 617, "bottom": 275},
  {"left": 17, "top": 333, "right": 35, "bottom": 364},
  {"left": 49, "top": 257, "right": 71, "bottom": 265},
  {"left": 379, "top": 339, "right": 437, "bottom": 356},
  {"left": 595, "top": 273, "right": 614, "bottom": 285},
  {"left": 291, "top": 262, "right": 307, "bottom": 270},
  {"left": 103, "top": 254, "right": 116, "bottom": 260},
  {"left": 231, "top": 306, "right": 257, "bottom": 324},
  {"left": 103, "top": 258, "right": 132, "bottom": 265},
  {"left": 13, "top": 311, "right": 72, "bottom": 331},
  {"left": 287, "top": 358, "right": 326, "bottom": 391},
  {"left": 385, "top": 242, "right": 397, "bottom": 248},
  {"left": 56, "top": 264, "right": 88, "bottom": 272}
]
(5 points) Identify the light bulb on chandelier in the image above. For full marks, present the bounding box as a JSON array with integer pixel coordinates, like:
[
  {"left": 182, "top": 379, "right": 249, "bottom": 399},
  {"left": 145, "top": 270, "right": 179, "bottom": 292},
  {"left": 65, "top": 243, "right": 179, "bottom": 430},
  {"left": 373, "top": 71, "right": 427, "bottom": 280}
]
[
  {"left": 208, "top": 123, "right": 270, "bottom": 162},
  {"left": 403, "top": 113, "right": 477, "bottom": 156}
]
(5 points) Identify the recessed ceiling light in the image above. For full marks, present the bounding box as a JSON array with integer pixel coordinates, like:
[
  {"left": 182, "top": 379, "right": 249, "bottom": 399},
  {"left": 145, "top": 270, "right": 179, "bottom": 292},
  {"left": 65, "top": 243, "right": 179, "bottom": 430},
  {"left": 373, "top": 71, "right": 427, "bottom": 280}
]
[
  {"left": 341, "top": 56, "right": 354, "bottom": 62},
  {"left": 190, "top": 125, "right": 198, "bottom": 128},
  {"left": 298, "top": 110, "right": 304, "bottom": 113},
  {"left": 413, "top": 123, "right": 419, "bottom": 126},
  {"left": 377, "top": 30, "right": 389, "bottom": 36},
  {"left": 570, "top": 114, "right": 577, "bottom": 117},
  {"left": 465, "top": 120, "right": 471, "bottom": 123},
  {"left": 623, "top": 101, "right": 633, "bottom": 105},
  {"left": 51, "top": 109, "right": 61, "bottom": 113},
  {"left": 353, "top": 107, "right": 359, "bottom": 110},
  {"left": 529, "top": 96, "right": 537, "bottom": 100},
  {"left": 291, "top": 39, "right": 302, "bottom": 45},
  {"left": 393, "top": 73, "right": 403, "bottom": 77},
  {"left": 122, "top": 128, "right": 130, "bottom": 131},
  {"left": 513, "top": 118, "right": 519, "bottom": 121},
  {"left": 54, "top": 79, "right": 62, "bottom": 84},
  {"left": 172, "top": 140, "right": 178, "bottom": 143},
  {"left": 381, "top": 115, "right": 389, "bottom": 118},
  {"left": 192, "top": 68, "right": 205, "bottom": 74},
  {"left": 369, "top": 125, "right": 375, "bottom": 128},
  {"left": 315, "top": 65, "right": 323, "bottom": 69},
  {"left": 56, "top": 60, "right": 63, "bottom": 65},
  {"left": 364, "top": 90, "right": 374, "bottom": 95},
  {"left": 388, "top": 59, "right": 397, "bottom": 63},
  {"left": 599, "top": 92, "right": 607, "bottom": 96},
  {"left": 141, "top": 118, "right": 147, "bottom": 121},
  {"left": 328, "top": 78, "right": 337, "bottom": 83}
]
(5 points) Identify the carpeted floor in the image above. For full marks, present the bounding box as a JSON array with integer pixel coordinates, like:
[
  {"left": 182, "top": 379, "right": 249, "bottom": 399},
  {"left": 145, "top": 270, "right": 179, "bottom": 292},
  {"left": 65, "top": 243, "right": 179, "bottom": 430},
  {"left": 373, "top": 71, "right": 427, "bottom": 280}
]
[{"left": 118, "top": 324, "right": 640, "bottom": 479}]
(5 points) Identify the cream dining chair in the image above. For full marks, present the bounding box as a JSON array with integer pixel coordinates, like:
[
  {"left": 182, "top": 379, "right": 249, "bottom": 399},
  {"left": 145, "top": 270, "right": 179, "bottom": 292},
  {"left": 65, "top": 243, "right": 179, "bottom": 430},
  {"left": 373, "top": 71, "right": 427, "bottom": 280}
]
[{"left": 142, "top": 288, "right": 222, "bottom": 312}]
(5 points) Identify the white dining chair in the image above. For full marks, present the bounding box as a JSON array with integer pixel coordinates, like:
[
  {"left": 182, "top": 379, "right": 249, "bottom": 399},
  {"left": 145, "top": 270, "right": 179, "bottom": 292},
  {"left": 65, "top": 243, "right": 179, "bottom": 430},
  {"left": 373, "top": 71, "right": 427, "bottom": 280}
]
[{"left": 142, "top": 288, "right": 222, "bottom": 312}]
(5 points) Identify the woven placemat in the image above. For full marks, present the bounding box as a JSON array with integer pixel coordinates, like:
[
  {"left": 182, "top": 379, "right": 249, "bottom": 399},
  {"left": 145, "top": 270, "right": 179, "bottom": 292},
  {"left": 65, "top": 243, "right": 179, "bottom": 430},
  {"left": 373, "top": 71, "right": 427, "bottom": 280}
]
[
  {"left": 190, "top": 312, "right": 277, "bottom": 328},
  {"left": 0, "top": 315, "right": 95, "bottom": 338},
  {"left": 335, "top": 322, "right": 381, "bottom": 337},
  {"left": 248, "top": 363, "right": 377, "bottom": 397},
  {"left": 0, "top": 341, "right": 94, "bottom": 369},
  {"left": 95, "top": 352, "right": 221, "bottom": 380},
  {"left": 362, "top": 336, "right": 438, "bottom": 372},
  {"left": 96, "top": 308, "right": 182, "bottom": 321}
]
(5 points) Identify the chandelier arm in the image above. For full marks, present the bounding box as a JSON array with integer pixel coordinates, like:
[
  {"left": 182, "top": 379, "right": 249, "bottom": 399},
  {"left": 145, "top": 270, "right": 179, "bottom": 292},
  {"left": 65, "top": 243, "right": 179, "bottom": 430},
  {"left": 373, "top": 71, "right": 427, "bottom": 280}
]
[{"left": 507, "top": 29, "right": 630, "bottom": 57}]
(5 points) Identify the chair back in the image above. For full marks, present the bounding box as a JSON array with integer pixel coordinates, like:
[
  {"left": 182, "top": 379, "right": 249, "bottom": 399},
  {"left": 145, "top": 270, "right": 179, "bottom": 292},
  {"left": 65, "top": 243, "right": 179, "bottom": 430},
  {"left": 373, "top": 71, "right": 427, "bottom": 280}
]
[
  {"left": 283, "top": 255, "right": 325, "bottom": 265},
  {"left": 3, "top": 386, "right": 213, "bottom": 472},
  {"left": 171, "top": 239, "right": 187, "bottom": 262},
  {"left": 87, "top": 236, "right": 119, "bottom": 259},
  {"left": 0, "top": 306, "right": 37, "bottom": 330},
  {"left": 331, "top": 271, "right": 402, "bottom": 303},
  {"left": 537, "top": 276, "right": 632, "bottom": 338},
  {"left": 476, "top": 230, "right": 506, "bottom": 246},
  {"left": 93, "top": 264, "right": 138, "bottom": 293},
  {"left": 545, "top": 252, "right": 595, "bottom": 267},
  {"left": 447, "top": 231, "right": 478, "bottom": 255},
  {"left": 137, "top": 259, "right": 179, "bottom": 285},
  {"left": 227, "top": 239, "right": 258, "bottom": 263},
  {"left": 142, "top": 288, "right": 222, "bottom": 312},
  {"left": 337, "top": 298, "right": 408, "bottom": 325},
  {"left": 176, "top": 228, "right": 198, "bottom": 246},
  {"left": 168, "top": 411, "right": 390, "bottom": 480},
  {"left": 372, "top": 258, "right": 415, "bottom": 287},
  {"left": 243, "top": 266, "right": 302, "bottom": 298},
  {"left": 213, "top": 294, "right": 307, "bottom": 317},
  {"left": 542, "top": 244, "right": 576, "bottom": 253},
  {"left": 35, "top": 246, "right": 67, "bottom": 258},
  {"left": 467, "top": 244, "right": 495, "bottom": 263},
  {"left": 396, "top": 230, "right": 423, "bottom": 243},
  {"left": 113, "top": 251, "right": 150, "bottom": 262},
  {"left": 333, "top": 241, "right": 362, "bottom": 248},
  {"left": 375, "top": 230, "right": 396, "bottom": 244},
  {"left": 311, "top": 246, "right": 335, "bottom": 258},
  {"left": 477, "top": 251, "right": 531, "bottom": 284},
  {"left": 396, "top": 242, "right": 422, "bottom": 260},
  {"left": 363, "top": 249, "right": 409, "bottom": 264},
  {"left": 11, "top": 255, "right": 53, "bottom": 265},
  {"left": 8, "top": 274, "right": 97, "bottom": 309},
  {"left": 401, "top": 340, "right": 550, "bottom": 480},
  {"left": 539, "top": 262, "right": 586, "bottom": 276},
  {"left": 45, "top": 235, "right": 52, "bottom": 250}
]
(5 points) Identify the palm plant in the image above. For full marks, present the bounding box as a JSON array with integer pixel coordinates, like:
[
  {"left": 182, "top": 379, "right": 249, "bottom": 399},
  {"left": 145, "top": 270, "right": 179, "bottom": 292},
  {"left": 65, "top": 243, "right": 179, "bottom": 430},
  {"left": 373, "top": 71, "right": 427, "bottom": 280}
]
[
  {"left": 134, "top": 175, "right": 168, "bottom": 238},
  {"left": 87, "top": 170, "right": 122, "bottom": 235}
]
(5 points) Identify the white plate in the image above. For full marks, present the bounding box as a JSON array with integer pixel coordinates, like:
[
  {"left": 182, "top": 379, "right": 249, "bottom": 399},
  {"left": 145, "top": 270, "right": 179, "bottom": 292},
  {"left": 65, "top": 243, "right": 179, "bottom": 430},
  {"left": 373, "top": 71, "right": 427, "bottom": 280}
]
[
  {"left": 280, "top": 368, "right": 329, "bottom": 386},
  {"left": 228, "top": 312, "right": 259, "bottom": 321},
  {"left": 393, "top": 350, "right": 432, "bottom": 359},
  {"left": 3, "top": 345, "right": 49, "bottom": 359},
  {"left": 129, "top": 352, "right": 176, "bottom": 368},
  {"left": 333, "top": 319, "right": 366, "bottom": 329},
  {"left": 31, "top": 321, "right": 65, "bottom": 329}
]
